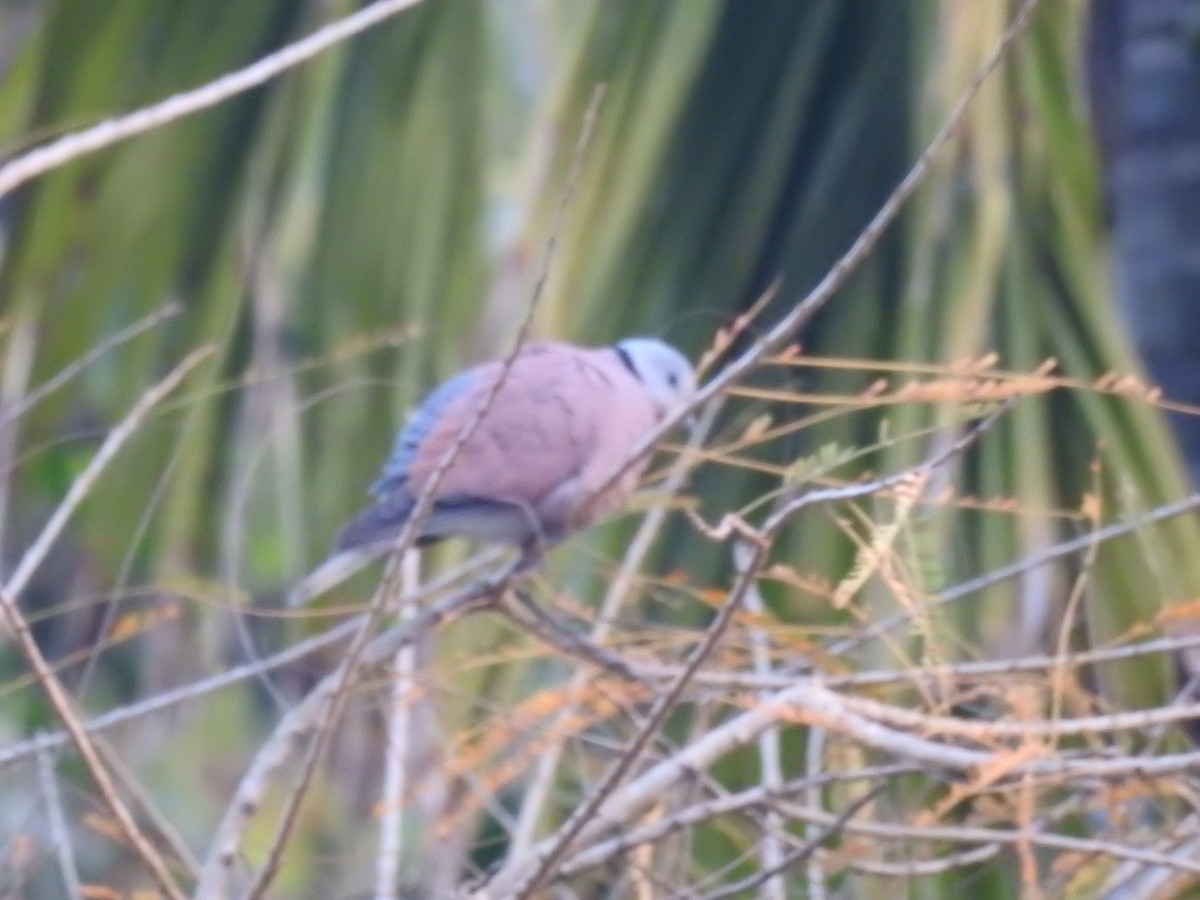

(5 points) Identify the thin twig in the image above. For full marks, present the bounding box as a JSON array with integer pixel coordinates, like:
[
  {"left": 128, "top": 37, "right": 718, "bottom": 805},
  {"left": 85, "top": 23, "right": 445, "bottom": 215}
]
[
  {"left": 0, "top": 0, "right": 432, "bottom": 198},
  {"left": 833, "top": 845, "right": 1000, "bottom": 877},
  {"left": 582, "top": 0, "right": 1047, "bottom": 512},
  {"left": 0, "top": 554, "right": 499, "bottom": 772},
  {"left": 508, "top": 400, "right": 720, "bottom": 856},
  {"left": 0, "top": 348, "right": 211, "bottom": 900},
  {"left": 35, "top": 743, "right": 82, "bottom": 899},
  {"left": 94, "top": 736, "right": 202, "bottom": 878},
  {"left": 803, "top": 714, "right": 828, "bottom": 900},
  {"left": 0, "top": 303, "right": 183, "bottom": 429},
  {"left": 559, "top": 782, "right": 1200, "bottom": 881},
  {"left": 738, "top": 540, "right": 789, "bottom": 900},
  {"left": 197, "top": 564, "right": 515, "bottom": 896},
  {"left": 230, "top": 83, "right": 609, "bottom": 900},
  {"left": 495, "top": 590, "right": 644, "bottom": 683},
  {"left": 0, "top": 306, "right": 39, "bottom": 560},
  {"left": 695, "top": 785, "right": 886, "bottom": 900},
  {"left": 628, "top": 631, "right": 1200, "bottom": 692},
  {"left": 1049, "top": 469, "right": 1103, "bottom": 734},
  {"left": 832, "top": 491, "right": 1200, "bottom": 656},
  {"left": 375, "top": 550, "right": 421, "bottom": 898},
  {"left": 3, "top": 349, "right": 213, "bottom": 600}
]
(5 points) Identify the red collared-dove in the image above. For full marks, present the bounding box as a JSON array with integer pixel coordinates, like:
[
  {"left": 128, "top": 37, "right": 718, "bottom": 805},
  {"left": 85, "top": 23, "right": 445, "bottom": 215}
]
[{"left": 288, "top": 337, "right": 695, "bottom": 605}]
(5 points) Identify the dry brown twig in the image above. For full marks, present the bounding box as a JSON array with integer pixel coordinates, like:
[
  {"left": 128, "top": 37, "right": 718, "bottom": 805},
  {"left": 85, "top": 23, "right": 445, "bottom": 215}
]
[
  {"left": 196, "top": 563, "right": 517, "bottom": 896},
  {"left": 0, "top": 346, "right": 212, "bottom": 900},
  {"left": 198, "top": 84, "right": 609, "bottom": 899},
  {"left": 34, "top": 742, "right": 82, "bottom": 898},
  {"left": 14, "top": 0, "right": 1177, "bottom": 893},
  {"left": 832, "top": 489, "right": 1200, "bottom": 657},
  {"left": 508, "top": 399, "right": 723, "bottom": 856},
  {"left": 559, "top": 782, "right": 1200, "bottom": 883},
  {"left": 475, "top": 399, "right": 1014, "bottom": 897},
  {"left": 469, "top": 0, "right": 1047, "bottom": 891}
]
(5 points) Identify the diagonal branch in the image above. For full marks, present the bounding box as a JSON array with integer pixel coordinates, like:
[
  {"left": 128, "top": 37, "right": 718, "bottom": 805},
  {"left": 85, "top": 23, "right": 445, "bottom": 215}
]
[
  {"left": 477, "top": 402, "right": 1012, "bottom": 896},
  {"left": 196, "top": 563, "right": 517, "bottom": 896},
  {"left": 0, "top": 0, "right": 431, "bottom": 199},
  {"left": 581, "top": 0, "right": 1047, "bottom": 512},
  {"left": 225, "top": 83, "right": 609, "bottom": 900},
  {"left": 0, "top": 346, "right": 211, "bottom": 900}
]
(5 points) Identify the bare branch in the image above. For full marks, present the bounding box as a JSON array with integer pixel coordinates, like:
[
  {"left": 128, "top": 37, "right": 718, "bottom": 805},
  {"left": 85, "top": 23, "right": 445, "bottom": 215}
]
[
  {"left": 4, "top": 348, "right": 213, "bottom": 600},
  {"left": 224, "top": 83, "right": 611, "bottom": 900},
  {"left": 0, "top": 347, "right": 211, "bottom": 900},
  {"left": 375, "top": 550, "right": 421, "bottom": 898},
  {"left": 196, "top": 563, "right": 516, "bottom": 896},
  {"left": 35, "top": 743, "right": 82, "bottom": 899},
  {"left": 583, "top": 0, "right": 1047, "bottom": 509},
  {"left": 509, "top": 400, "right": 721, "bottom": 855},
  {"left": 834, "top": 491, "right": 1200, "bottom": 656},
  {"left": 739, "top": 541, "right": 790, "bottom": 900},
  {"left": 695, "top": 786, "right": 885, "bottom": 900},
  {"left": 0, "top": 0, "right": 431, "bottom": 199}
]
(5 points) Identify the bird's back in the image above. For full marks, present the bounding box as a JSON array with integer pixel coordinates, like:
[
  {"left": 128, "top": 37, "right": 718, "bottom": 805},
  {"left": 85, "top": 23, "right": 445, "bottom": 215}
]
[{"left": 337, "top": 342, "right": 658, "bottom": 551}]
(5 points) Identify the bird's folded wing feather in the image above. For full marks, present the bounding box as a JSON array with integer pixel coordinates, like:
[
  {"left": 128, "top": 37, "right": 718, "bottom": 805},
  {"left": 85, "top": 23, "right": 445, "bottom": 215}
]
[{"left": 404, "top": 345, "right": 606, "bottom": 505}]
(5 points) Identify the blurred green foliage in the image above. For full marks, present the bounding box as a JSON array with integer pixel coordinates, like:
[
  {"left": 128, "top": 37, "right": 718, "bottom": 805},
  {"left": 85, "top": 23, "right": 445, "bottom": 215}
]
[{"left": 2, "top": 0, "right": 1199, "bottom": 895}]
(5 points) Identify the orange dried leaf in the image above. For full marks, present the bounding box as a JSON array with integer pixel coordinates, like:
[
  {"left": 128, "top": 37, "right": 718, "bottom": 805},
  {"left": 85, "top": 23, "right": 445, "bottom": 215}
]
[
  {"left": 739, "top": 414, "right": 772, "bottom": 443},
  {"left": 777, "top": 343, "right": 803, "bottom": 362},
  {"left": 83, "top": 811, "right": 125, "bottom": 842},
  {"left": 1157, "top": 599, "right": 1200, "bottom": 623},
  {"left": 859, "top": 378, "right": 888, "bottom": 398},
  {"left": 109, "top": 613, "right": 146, "bottom": 642}
]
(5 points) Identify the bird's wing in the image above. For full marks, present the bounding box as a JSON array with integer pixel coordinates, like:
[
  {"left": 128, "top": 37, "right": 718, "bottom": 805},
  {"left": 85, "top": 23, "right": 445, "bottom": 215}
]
[
  {"left": 370, "top": 368, "right": 479, "bottom": 497},
  {"left": 404, "top": 344, "right": 604, "bottom": 509}
]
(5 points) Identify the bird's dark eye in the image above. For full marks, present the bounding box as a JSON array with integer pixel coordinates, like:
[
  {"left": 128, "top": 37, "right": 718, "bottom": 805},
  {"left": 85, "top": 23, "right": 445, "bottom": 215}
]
[{"left": 667, "top": 373, "right": 679, "bottom": 388}]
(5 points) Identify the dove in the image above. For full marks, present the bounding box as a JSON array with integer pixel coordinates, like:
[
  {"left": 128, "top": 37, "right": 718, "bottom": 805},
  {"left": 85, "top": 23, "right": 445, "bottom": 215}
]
[{"left": 288, "top": 337, "right": 695, "bottom": 605}]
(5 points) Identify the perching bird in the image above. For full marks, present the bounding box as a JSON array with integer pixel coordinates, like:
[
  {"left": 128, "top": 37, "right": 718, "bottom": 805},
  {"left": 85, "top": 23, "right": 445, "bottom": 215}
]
[{"left": 288, "top": 337, "right": 695, "bottom": 605}]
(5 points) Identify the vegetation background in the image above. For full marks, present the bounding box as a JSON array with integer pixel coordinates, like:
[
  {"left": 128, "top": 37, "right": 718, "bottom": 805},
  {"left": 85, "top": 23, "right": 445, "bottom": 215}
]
[{"left": 2, "top": 0, "right": 1200, "bottom": 896}]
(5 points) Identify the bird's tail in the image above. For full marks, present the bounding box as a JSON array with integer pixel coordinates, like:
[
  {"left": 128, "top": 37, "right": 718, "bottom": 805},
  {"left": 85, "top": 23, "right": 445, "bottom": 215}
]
[
  {"left": 286, "top": 547, "right": 400, "bottom": 609},
  {"left": 335, "top": 494, "right": 415, "bottom": 552},
  {"left": 289, "top": 493, "right": 427, "bottom": 607},
  {"left": 286, "top": 545, "right": 391, "bottom": 607}
]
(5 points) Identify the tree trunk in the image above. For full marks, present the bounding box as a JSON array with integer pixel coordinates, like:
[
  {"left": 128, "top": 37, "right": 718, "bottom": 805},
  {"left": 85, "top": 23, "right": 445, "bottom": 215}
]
[{"left": 1092, "top": 0, "right": 1200, "bottom": 480}]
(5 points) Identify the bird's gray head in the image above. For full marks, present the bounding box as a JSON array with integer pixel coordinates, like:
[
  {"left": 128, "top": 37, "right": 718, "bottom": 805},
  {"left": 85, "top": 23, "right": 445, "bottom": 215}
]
[{"left": 616, "top": 337, "right": 697, "bottom": 418}]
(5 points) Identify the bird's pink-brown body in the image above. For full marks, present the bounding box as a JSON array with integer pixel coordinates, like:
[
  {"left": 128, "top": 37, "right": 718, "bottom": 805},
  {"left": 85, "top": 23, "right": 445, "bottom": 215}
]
[
  {"left": 337, "top": 342, "right": 660, "bottom": 553},
  {"left": 288, "top": 337, "right": 694, "bottom": 606}
]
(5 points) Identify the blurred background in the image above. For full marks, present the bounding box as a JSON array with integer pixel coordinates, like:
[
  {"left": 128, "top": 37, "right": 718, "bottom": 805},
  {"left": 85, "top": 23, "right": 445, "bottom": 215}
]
[{"left": 2, "top": 0, "right": 1200, "bottom": 895}]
